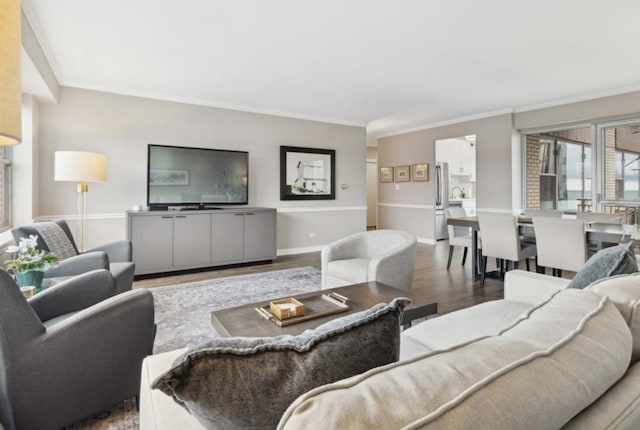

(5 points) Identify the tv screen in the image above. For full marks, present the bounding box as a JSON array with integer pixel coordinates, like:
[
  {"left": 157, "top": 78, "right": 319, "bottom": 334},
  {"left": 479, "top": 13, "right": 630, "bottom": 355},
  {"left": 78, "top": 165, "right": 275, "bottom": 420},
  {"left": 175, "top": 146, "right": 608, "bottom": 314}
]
[{"left": 147, "top": 144, "right": 248, "bottom": 208}]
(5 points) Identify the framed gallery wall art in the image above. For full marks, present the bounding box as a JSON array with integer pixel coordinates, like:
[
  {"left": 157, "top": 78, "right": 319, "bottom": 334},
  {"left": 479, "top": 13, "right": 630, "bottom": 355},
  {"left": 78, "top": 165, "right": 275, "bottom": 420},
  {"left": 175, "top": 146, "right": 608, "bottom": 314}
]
[
  {"left": 280, "top": 146, "right": 336, "bottom": 200},
  {"left": 411, "top": 163, "right": 429, "bottom": 181},
  {"left": 395, "top": 165, "right": 410, "bottom": 182},
  {"left": 380, "top": 166, "right": 394, "bottom": 183}
]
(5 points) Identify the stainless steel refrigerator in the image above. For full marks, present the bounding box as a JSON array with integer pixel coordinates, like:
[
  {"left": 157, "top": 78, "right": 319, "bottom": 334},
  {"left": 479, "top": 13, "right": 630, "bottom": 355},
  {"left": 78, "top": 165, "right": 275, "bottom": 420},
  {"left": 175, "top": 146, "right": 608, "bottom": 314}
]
[{"left": 435, "top": 162, "right": 449, "bottom": 240}]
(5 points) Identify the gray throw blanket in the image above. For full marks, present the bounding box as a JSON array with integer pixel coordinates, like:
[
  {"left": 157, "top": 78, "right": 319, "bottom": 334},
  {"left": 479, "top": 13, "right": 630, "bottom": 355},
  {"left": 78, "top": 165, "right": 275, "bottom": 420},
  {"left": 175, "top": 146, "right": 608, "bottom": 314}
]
[{"left": 33, "top": 223, "right": 78, "bottom": 261}]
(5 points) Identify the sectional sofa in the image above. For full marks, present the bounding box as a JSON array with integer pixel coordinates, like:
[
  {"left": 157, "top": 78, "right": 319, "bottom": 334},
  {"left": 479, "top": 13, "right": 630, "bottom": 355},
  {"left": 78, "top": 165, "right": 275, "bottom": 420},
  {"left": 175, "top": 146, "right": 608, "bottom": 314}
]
[{"left": 140, "top": 271, "right": 640, "bottom": 429}]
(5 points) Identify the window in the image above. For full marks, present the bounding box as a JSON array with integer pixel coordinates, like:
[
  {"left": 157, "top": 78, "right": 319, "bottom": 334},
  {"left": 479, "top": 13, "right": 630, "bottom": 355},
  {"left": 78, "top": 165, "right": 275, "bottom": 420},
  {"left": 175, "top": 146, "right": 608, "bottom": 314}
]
[
  {"left": 523, "top": 120, "right": 640, "bottom": 223},
  {"left": 0, "top": 146, "right": 11, "bottom": 231},
  {"left": 600, "top": 121, "right": 640, "bottom": 222},
  {"left": 524, "top": 128, "right": 592, "bottom": 211}
]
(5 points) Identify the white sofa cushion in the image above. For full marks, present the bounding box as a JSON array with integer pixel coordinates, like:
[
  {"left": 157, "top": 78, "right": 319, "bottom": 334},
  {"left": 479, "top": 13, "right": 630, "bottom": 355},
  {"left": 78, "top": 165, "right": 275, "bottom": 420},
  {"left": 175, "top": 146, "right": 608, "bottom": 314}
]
[
  {"left": 400, "top": 299, "right": 531, "bottom": 359},
  {"left": 278, "top": 290, "right": 632, "bottom": 430},
  {"left": 506, "top": 270, "right": 640, "bottom": 365}
]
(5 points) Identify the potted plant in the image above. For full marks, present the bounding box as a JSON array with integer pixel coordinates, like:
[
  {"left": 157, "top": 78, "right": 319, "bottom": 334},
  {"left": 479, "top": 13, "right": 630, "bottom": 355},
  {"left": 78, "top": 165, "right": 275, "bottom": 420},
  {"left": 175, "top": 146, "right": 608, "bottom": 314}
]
[{"left": 5, "top": 235, "right": 58, "bottom": 290}]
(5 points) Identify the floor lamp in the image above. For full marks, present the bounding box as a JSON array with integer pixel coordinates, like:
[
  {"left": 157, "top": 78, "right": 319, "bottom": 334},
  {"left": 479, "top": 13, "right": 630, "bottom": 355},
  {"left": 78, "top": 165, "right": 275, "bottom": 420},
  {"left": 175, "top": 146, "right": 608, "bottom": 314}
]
[{"left": 54, "top": 151, "right": 107, "bottom": 252}]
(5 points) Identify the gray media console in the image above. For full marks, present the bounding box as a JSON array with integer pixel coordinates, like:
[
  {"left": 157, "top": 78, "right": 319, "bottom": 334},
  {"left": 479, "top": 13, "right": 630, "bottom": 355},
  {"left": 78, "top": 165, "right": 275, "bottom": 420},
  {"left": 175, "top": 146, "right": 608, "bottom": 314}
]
[{"left": 126, "top": 207, "right": 277, "bottom": 275}]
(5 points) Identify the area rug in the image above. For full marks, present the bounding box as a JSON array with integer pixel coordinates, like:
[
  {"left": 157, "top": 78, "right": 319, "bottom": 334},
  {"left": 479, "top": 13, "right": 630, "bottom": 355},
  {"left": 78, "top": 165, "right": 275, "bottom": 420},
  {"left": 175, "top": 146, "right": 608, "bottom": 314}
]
[
  {"left": 67, "top": 266, "right": 322, "bottom": 429},
  {"left": 152, "top": 266, "right": 322, "bottom": 353}
]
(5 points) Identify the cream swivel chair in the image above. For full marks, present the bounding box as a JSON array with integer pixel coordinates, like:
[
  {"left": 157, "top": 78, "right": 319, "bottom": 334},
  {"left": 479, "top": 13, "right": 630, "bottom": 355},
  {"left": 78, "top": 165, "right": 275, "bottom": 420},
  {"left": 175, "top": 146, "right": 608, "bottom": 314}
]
[
  {"left": 477, "top": 213, "right": 537, "bottom": 285},
  {"left": 445, "top": 207, "right": 474, "bottom": 269},
  {"left": 321, "top": 230, "right": 417, "bottom": 292},
  {"left": 533, "top": 217, "right": 587, "bottom": 277}
]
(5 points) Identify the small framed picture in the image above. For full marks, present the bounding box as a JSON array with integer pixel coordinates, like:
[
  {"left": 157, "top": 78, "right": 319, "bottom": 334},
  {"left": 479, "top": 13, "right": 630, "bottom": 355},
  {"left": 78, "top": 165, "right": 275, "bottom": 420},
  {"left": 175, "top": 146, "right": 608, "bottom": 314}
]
[
  {"left": 395, "top": 165, "right": 410, "bottom": 182},
  {"left": 411, "top": 163, "right": 429, "bottom": 181},
  {"left": 380, "top": 166, "right": 394, "bottom": 183}
]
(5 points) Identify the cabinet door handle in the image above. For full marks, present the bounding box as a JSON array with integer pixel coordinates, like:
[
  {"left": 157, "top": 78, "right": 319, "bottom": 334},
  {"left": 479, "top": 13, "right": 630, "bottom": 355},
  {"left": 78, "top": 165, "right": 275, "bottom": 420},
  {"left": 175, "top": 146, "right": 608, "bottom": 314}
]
[
  {"left": 246, "top": 213, "right": 255, "bottom": 216},
  {"left": 161, "top": 216, "right": 173, "bottom": 219},
  {"left": 235, "top": 213, "right": 245, "bottom": 216},
  {"left": 175, "top": 215, "right": 187, "bottom": 218}
]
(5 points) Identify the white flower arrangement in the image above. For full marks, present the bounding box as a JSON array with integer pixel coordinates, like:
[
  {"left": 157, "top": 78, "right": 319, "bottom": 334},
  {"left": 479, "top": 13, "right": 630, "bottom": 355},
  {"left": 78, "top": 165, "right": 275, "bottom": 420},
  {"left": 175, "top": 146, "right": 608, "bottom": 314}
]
[{"left": 5, "top": 235, "right": 58, "bottom": 272}]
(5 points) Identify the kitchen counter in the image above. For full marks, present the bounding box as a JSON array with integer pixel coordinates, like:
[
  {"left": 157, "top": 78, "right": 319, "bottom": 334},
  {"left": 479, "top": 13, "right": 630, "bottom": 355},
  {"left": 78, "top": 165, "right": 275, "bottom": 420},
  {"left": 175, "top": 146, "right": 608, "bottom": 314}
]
[{"left": 449, "top": 199, "right": 476, "bottom": 213}]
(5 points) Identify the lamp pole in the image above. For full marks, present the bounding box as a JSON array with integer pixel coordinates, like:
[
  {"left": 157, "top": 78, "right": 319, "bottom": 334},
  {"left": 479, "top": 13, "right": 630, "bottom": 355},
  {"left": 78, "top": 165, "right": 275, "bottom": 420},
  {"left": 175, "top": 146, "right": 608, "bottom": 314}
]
[{"left": 77, "top": 180, "right": 88, "bottom": 252}]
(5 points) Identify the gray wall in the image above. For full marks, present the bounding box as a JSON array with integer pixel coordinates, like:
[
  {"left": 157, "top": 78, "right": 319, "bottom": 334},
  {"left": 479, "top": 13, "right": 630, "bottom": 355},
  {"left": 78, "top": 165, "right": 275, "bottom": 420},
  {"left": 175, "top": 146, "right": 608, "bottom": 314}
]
[
  {"left": 377, "top": 114, "right": 514, "bottom": 242},
  {"left": 377, "top": 90, "right": 640, "bottom": 243},
  {"left": 515, "top": 90, "right": 640, "bottom": 130},
  {"left": 34, "top": 87, "right": 367, "bottom": 252}
]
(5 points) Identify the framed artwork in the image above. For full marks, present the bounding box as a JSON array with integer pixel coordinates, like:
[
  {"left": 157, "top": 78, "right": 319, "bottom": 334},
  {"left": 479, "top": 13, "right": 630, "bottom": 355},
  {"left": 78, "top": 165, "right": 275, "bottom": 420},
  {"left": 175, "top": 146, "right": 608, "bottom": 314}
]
[
  {"left": 149, "top": 169, "right": 190, "bottom": 186},
  {"left": 380, "top": 166, "right": 394, "bottom": 183},
  {"left": 280, "top": 146, "right": 335, "bottom": 200},
  {"left": 395, "top": 165, "right": 410, "bottom": 182},
  {"left": 411, "top": 163, "right": 429, "bottom": 181}
]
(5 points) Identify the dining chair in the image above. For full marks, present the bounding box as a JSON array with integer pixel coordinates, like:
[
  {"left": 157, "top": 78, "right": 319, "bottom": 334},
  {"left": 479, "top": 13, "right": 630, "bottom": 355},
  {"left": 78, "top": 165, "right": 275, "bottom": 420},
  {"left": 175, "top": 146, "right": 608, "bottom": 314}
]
[
  {"left": 476, "top": 213, "right": 537, "bottom": 285},
  {"left": 445, "top": 207, "right": 474, "bottom": 269},
  {"left": 576, "top": 212, "right": 624, "bottom": 256},
  {"left": 532, "top": 217, "right": 587, "bottom": 277}
]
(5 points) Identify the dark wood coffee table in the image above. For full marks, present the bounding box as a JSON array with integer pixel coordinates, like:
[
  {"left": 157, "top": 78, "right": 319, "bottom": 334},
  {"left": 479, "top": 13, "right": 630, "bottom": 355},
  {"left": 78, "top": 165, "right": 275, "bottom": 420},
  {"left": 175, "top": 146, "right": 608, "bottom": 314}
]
[{"left": 210, "top": 281, "right": 438, "bottom": 337}]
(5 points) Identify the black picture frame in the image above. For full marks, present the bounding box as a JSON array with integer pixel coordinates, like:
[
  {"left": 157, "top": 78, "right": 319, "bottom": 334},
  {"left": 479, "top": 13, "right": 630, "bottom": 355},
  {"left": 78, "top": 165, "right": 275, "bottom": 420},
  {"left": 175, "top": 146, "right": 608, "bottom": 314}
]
[{"left": 280, "top": 146, "right": 336, "bottom": 200}]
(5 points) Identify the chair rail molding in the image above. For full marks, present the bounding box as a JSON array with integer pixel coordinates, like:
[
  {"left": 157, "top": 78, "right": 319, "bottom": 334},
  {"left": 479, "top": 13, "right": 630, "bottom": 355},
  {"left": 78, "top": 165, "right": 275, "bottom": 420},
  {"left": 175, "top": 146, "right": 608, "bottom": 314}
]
[
  {"left": 276, "top": 206, "right": 366, "bottom": 213},
  {"left": 377, "top": 203, "right": 435, "bottom": 210}
]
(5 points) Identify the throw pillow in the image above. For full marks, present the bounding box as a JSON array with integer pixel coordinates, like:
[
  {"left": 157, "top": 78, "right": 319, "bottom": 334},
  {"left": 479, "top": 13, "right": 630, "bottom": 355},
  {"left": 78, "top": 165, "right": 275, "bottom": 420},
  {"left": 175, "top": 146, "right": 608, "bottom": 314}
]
[
  {"left": 567, "top": 242, "right": 638, "bottom": 289},
  {"left": 152, "top": 297, "right": 410, "bottom": 430}
]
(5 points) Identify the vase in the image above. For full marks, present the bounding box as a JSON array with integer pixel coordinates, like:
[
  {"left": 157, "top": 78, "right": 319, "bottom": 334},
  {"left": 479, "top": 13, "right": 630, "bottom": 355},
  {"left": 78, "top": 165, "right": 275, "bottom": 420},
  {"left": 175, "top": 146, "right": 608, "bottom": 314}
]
[{"left": 14, "top": 270, "right": 45, "bottom": 291}]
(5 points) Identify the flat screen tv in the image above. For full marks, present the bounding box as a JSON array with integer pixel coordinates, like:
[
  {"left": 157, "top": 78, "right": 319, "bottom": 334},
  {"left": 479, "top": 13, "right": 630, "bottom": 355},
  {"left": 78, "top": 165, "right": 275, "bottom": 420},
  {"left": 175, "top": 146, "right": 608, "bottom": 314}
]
[{"left": 147, "top": 144, "right": 248, "bottom": 209}]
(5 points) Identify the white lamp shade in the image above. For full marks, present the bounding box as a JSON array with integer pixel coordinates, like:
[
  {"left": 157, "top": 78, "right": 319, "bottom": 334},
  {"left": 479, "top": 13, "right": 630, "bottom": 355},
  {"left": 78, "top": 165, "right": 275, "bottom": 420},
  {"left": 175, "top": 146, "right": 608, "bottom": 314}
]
[
  {"left": 0, "top": 0, "right": 21, "bottom": 146},
  {"left": 55, "top": 151, "right": 107, "bottom": 182}
]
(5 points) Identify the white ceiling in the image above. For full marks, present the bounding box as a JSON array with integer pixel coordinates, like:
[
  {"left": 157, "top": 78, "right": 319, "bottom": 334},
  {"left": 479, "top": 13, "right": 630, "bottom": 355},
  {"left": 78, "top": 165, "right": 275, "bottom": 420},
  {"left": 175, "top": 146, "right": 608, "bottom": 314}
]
[{"left": 21, "top": 0, "right": 640, "bottom": 138}]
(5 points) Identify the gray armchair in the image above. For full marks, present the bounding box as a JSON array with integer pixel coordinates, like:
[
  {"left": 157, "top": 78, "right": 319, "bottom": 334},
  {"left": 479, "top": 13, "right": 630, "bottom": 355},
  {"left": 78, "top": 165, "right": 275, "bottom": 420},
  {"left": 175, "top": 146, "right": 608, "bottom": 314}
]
[
  {"left": 0, "top": 269, "right": 155, "bottom": 430},
  {"left": 12, "top": 219, "right": 135, "bottom": 294}
]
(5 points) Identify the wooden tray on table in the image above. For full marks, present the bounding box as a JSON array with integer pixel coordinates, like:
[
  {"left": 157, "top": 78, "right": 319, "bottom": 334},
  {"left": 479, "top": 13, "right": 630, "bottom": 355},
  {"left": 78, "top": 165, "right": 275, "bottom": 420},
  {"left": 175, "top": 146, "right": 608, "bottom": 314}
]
[{"left": 255, "top": 292, "right": 349, "bottom": 327}]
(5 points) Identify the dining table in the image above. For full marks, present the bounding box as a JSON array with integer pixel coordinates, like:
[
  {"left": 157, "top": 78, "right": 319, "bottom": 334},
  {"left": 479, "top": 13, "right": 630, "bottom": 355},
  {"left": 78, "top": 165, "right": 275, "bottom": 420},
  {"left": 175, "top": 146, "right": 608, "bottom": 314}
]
[{"left": 446, "top": 215, "right": 639, "bottom": 282}]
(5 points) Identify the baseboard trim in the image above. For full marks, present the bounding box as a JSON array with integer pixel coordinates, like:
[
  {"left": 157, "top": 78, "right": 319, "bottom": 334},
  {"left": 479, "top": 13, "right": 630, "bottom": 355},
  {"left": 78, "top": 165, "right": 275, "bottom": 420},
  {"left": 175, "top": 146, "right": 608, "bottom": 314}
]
[{"left": 277, "top": 245, "right": 324, "bottom": 256}]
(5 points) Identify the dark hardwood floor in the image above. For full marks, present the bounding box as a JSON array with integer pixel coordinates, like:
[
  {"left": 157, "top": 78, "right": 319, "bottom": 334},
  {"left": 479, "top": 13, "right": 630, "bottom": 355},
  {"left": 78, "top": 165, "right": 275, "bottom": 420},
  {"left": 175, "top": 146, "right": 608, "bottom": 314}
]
[{"left": 133, "top": 241, "right": 506, "bottom": 315}]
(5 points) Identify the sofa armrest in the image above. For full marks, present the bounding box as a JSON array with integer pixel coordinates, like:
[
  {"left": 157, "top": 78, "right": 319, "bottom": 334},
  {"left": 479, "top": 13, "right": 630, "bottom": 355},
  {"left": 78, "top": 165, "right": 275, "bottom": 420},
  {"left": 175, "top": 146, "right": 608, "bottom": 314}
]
[
  {"left": 504, "top": 270, "right": 571, "bottom": 305},
  {"left": 140, "top": 348, "right": 203, "bottom": 430},
  {"left": 28, "top": 269, "right": 116, "bottom": 322},
  {"left": 45, "top": 251, "right": 110, "bottom": 277},
  {"left": 87, "top": 240, "right": 132, "bottom": 263}
]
